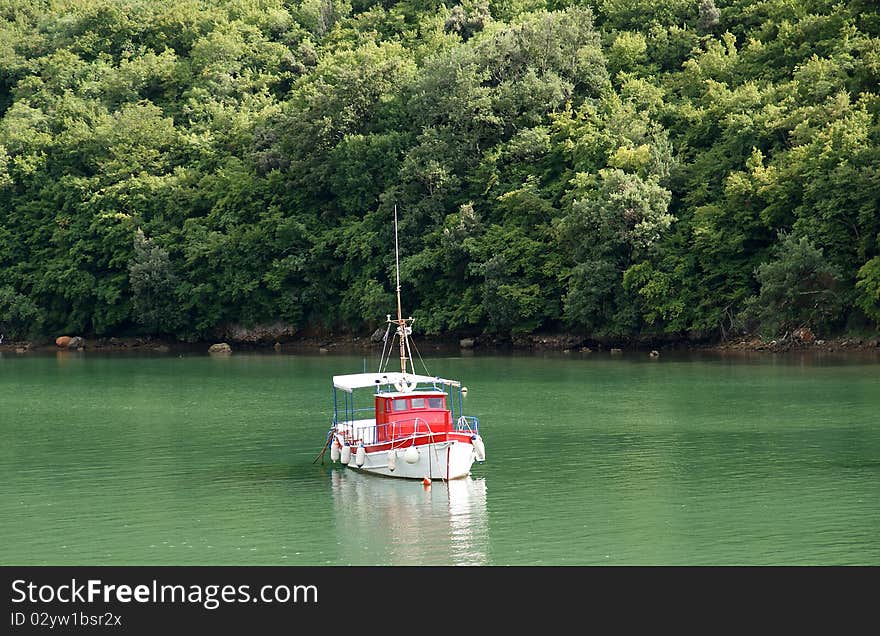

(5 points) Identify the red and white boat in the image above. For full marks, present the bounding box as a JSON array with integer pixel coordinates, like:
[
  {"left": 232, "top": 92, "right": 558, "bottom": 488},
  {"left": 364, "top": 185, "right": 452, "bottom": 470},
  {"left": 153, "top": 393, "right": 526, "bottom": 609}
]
[{"left": 323, "top": 209, "right": 486, "bottom": 481}]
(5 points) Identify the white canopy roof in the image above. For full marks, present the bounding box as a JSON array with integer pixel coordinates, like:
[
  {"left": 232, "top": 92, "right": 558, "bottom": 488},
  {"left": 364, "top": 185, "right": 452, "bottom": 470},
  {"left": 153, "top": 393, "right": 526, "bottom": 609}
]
[{"left": 332, "top": 372, "right": 460, "bottom": 393}]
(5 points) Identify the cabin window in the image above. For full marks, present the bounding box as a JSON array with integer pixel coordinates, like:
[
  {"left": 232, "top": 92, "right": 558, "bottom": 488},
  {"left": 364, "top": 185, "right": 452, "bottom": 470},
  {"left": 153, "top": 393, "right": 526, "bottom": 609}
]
[
  {"left": 410, "top": 398, "right": 425, "bottom": 409},
  {"left": 428, "top": 397, "right": 444, "bottom": 409},
  {"left": 392, "top": 399, "right": 408, "bottom": 411}
]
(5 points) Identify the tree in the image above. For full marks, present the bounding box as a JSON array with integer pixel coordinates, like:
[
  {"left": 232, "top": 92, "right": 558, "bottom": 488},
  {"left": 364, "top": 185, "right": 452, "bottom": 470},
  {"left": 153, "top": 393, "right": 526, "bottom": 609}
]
[
  {"left": 0, "top": 285, "right": 43, "bottom": 340},
  {"left": 741, "top": 233, "right": 845, "bottom": 337},
  {"left": 0, "top": 0, "right": 877, "bottom": 344},
  {"left": 698, "top": 0, "right": 720, "bottom": 35},
  {"left": 444, "top": 1, "right": 491, "bottom": 41},
  {"left": 129, "top": 229, "right": 183, "bottom": 335},
  {"left": 855, "top": 256, "right": 880, "bottom": 325},
  {"left": 557, "top": 168, "right": 673, "bottom": 334}
]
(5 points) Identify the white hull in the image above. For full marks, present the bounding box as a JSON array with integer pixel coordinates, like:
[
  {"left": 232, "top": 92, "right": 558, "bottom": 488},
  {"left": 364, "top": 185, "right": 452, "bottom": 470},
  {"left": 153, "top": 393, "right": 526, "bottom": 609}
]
[{"left": 339, "top": 439, "right": 480, "bottom": 480}]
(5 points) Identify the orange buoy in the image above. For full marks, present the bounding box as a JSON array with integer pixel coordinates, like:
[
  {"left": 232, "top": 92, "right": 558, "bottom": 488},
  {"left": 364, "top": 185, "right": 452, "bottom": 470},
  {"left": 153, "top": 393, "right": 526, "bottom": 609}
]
[{"left": 422, "top": 477, "right": 432, "bottom": 487}]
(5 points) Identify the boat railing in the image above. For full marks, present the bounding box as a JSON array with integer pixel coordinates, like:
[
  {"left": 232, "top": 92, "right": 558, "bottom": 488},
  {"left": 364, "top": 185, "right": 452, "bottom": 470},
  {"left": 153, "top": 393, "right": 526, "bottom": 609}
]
[
  {"left": 334, "top": 417, "right": 431, "bottom": 445},
  {"left": 336, "top": 415, "right": 480, "bottom": 446},
  {"left": 334, "top": 417, "right": 375, "bottom": 443},
  {"left": 375, "top": 417, "right": 435, "bottom": 445},
  {"left": 455, "top": 415, "right": 480, "bottom": 435}
]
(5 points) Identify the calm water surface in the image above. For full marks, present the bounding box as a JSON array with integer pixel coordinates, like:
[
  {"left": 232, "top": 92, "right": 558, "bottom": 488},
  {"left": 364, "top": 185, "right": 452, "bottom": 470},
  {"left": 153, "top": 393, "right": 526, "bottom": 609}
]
[{"left": 1, "top": 349, "right": 878, "bottom": 565}]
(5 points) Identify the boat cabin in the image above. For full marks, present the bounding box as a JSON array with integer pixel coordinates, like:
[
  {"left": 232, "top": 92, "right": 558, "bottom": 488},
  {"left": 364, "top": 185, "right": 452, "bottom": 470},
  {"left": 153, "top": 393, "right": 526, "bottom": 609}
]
[
  {"left": 375, "top": 392, "right": 452, "bottom": 441},
  {"left": 331, "top": 372, "right": 472, "bottom": 447}
]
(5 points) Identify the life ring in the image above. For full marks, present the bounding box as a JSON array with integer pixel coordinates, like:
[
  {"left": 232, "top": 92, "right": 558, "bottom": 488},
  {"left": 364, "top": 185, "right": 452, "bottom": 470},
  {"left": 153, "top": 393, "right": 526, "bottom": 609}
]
[{"left": 394, "top": 376, "right": 417, "bottom": 393}]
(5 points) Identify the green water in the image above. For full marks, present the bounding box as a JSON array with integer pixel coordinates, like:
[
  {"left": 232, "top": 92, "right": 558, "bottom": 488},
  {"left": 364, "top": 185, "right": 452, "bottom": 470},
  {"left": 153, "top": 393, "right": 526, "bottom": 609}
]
[{"left": 1, "top": 349, "right": 878, "bottom": 565}]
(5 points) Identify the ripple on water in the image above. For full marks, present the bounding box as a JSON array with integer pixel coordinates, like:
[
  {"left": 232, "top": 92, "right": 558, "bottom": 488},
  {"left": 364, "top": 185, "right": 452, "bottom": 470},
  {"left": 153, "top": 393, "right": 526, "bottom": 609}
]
[{"left": 2, "top": 353, "right": 879, "bottom": 565}]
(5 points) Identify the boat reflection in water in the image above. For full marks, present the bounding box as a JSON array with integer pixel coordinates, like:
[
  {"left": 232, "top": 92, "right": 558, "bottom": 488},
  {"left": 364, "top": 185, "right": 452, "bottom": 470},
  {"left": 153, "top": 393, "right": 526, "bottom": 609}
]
[{"left": 329, "top": 470, "right": 488, "bottom": 565}]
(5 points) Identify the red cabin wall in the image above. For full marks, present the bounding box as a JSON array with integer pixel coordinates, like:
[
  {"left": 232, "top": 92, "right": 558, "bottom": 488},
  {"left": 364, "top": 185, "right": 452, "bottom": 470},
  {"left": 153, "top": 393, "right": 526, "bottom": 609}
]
[{"left": 375, "top": 394, "right": 452, "bottom": 442}]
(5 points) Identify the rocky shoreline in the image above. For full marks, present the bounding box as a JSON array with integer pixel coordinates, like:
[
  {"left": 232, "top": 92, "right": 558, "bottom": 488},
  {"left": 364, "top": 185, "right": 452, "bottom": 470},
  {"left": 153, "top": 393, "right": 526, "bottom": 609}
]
[{"left": 1, "top": 329, "right": 878, "bottom": 356}]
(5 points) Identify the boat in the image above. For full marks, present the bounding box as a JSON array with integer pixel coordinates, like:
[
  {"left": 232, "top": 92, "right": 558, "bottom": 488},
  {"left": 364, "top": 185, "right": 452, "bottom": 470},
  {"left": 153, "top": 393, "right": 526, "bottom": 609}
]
[{"left": 320, "top": 207, "right": 486, "bottom": 481}]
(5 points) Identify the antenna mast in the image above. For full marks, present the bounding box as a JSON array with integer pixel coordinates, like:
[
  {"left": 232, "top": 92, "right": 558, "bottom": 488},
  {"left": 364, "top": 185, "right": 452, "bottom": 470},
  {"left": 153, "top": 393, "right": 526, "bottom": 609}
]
[{"left": 392, "top": 205, "right": 412, "bottom": 375}]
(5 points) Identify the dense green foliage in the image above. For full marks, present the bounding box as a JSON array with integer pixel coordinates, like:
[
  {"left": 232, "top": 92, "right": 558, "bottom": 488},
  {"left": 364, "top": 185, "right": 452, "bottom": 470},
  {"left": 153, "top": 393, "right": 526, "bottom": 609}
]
[
  {"left": 1, "top": 0, "right": 878, "bottom": 342},
  {"left": 740, "top": 232, "right": 843, "bottom": 337}
]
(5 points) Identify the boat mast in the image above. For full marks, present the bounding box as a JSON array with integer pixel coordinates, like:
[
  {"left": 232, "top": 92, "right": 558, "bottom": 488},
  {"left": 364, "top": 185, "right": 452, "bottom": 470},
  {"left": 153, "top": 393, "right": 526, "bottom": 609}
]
[{"left": 392, "top": 204, "right": 412, "bottom": 375}]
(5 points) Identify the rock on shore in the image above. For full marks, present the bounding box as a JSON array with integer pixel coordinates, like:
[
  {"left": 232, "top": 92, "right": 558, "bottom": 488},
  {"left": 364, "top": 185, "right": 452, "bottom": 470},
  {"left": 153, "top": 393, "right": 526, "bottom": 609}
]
[
  {"left": 214, "top": 322, "right": 298, "bottom": 344},
  {"left": 55, "top": 335, "right": 84, "bottom": 349}
]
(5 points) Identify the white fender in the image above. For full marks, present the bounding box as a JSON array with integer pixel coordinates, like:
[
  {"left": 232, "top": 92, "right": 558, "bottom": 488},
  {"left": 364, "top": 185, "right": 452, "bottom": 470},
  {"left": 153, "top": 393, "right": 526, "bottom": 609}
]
[
  {"left": 355, "top": 443, "right": 366, "bottom": 467},
  {"left": 387, "top": 448, "right": 397, "bottom": 471},
  {"left": 330, "top": 439, "right": 340, "bottom": 463},
  {"left": 404, "top": 445, "right": 419, "bottom": 464},
  {"left": 472, "top": 435, "right": 485, "bottom": 462},
  {"left": 340, "top": 444, "right": 351, "bottom": 465}
]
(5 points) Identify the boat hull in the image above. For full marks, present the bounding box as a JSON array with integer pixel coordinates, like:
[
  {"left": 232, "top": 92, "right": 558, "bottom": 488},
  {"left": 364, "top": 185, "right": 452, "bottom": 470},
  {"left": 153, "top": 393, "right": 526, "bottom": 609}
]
[{"left": 342, "top": 438, "right": 479, "bottom": 480}]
